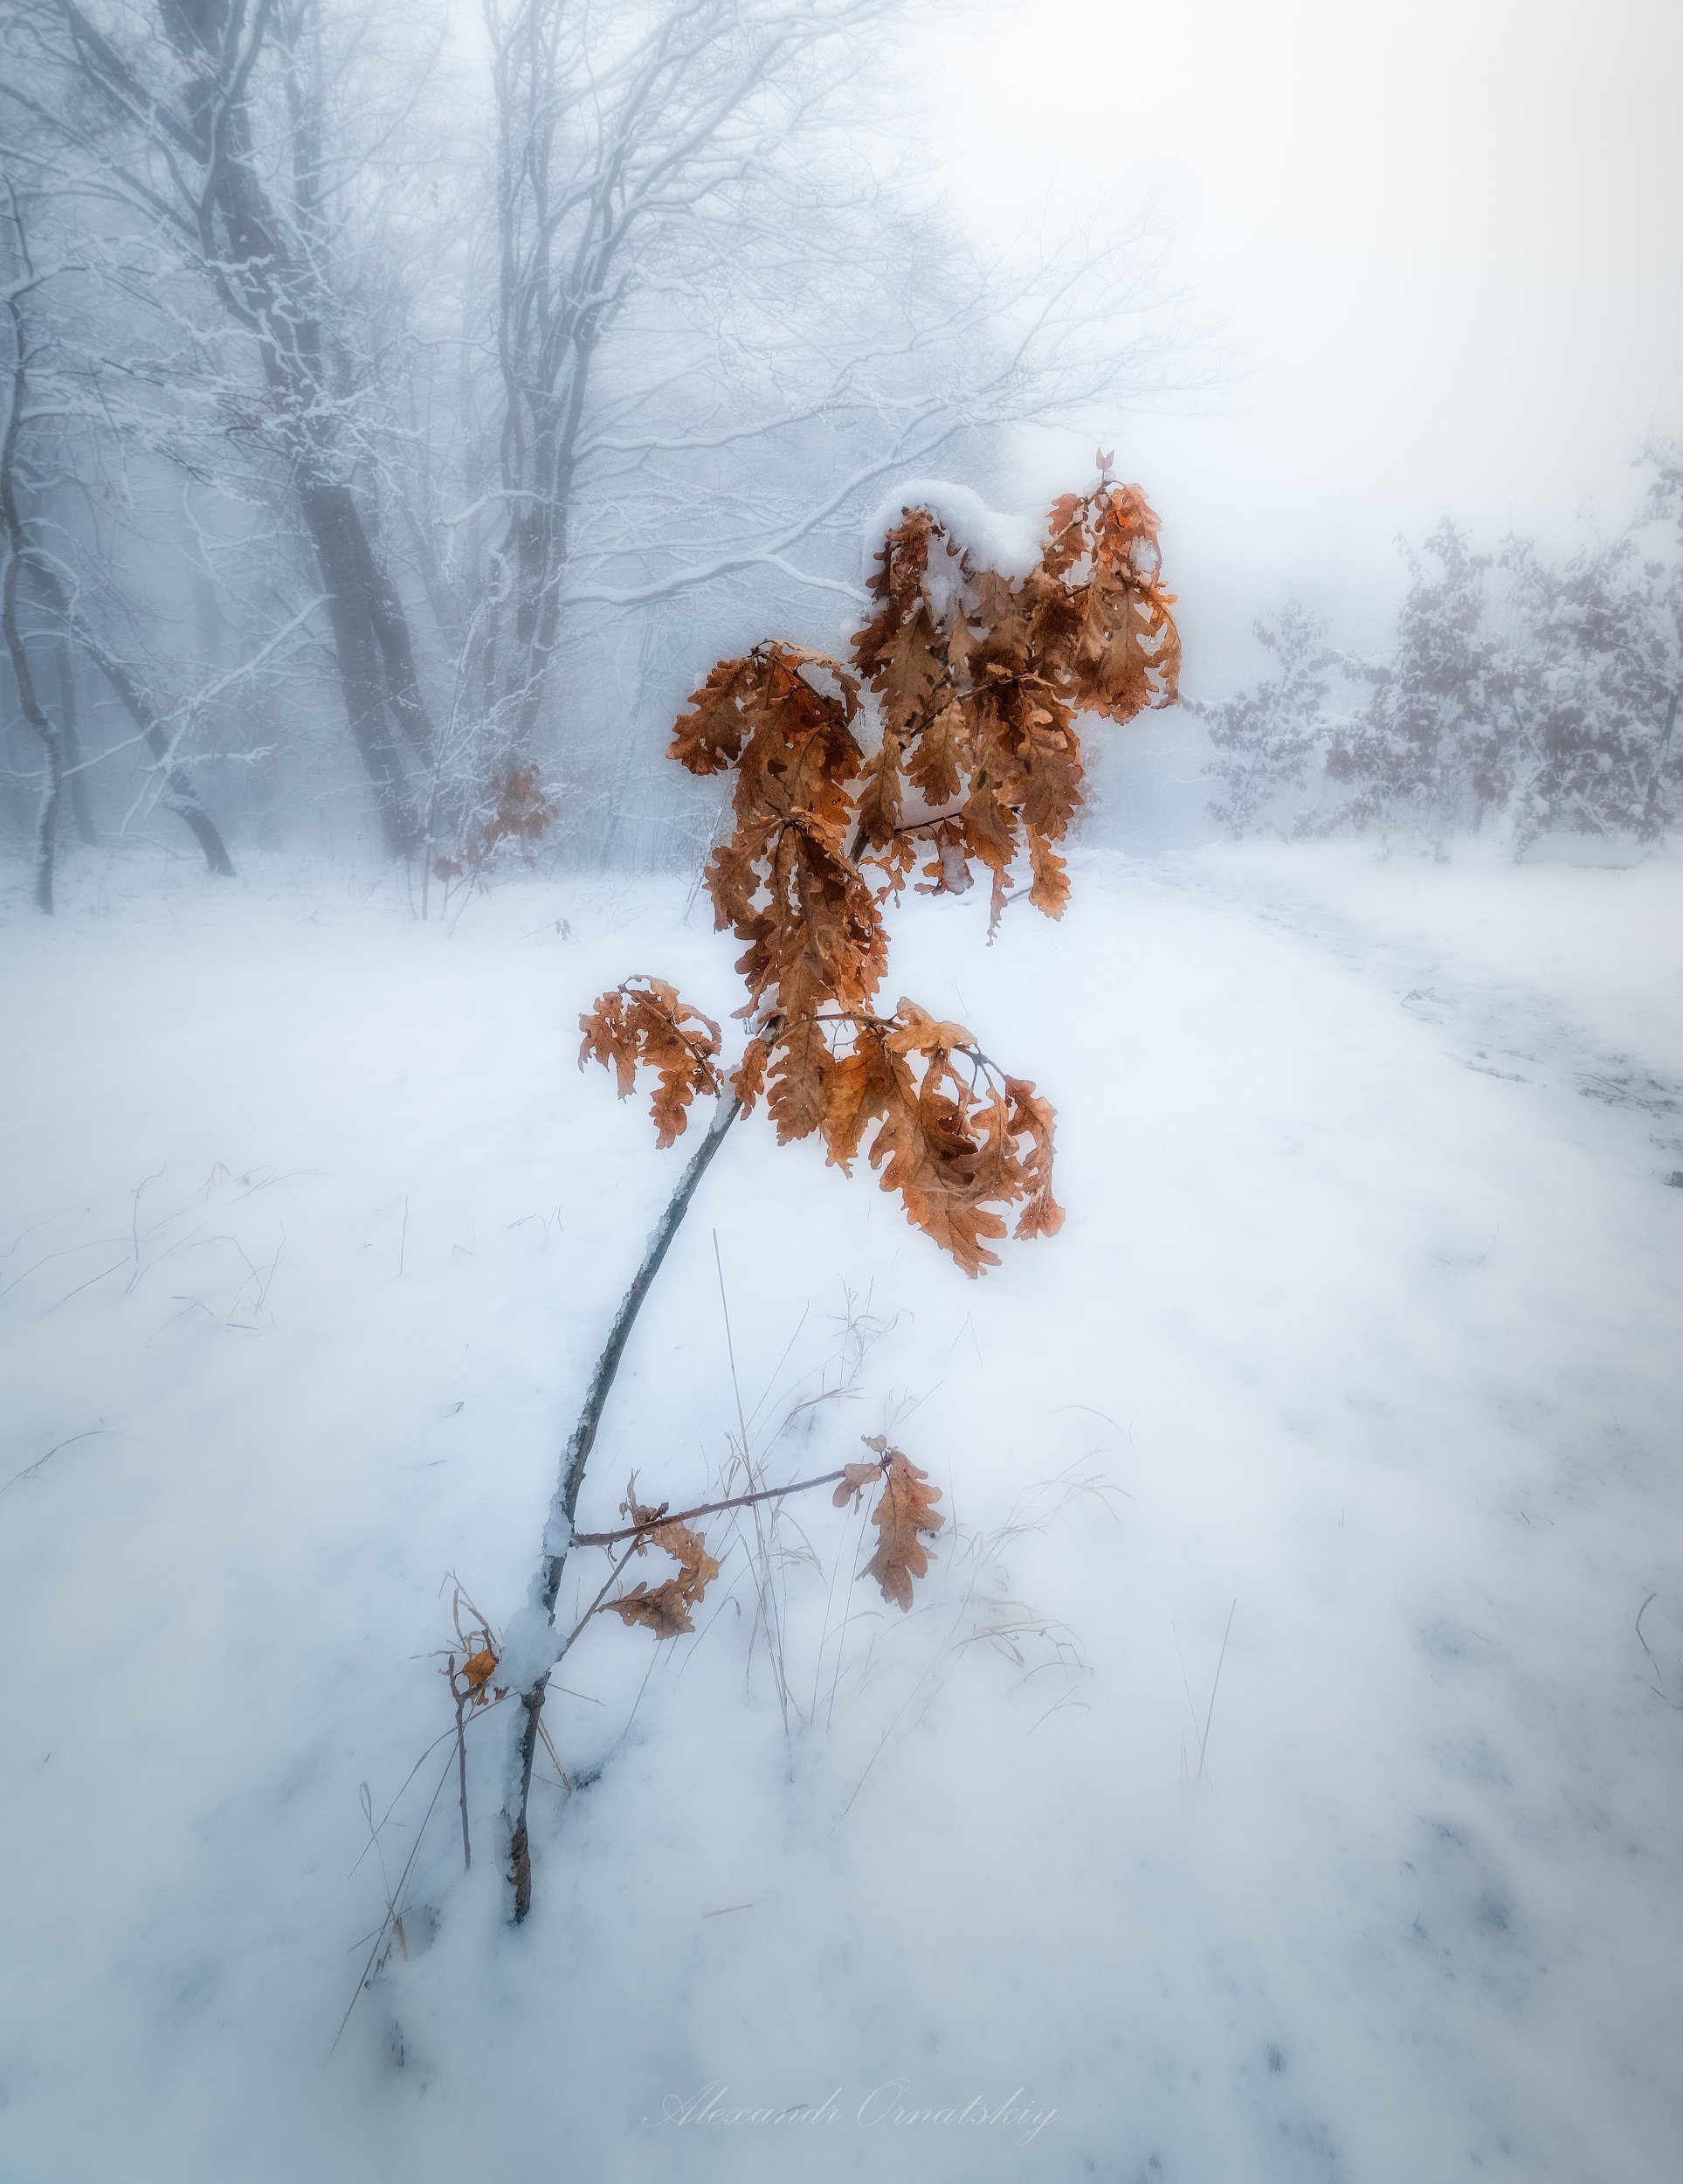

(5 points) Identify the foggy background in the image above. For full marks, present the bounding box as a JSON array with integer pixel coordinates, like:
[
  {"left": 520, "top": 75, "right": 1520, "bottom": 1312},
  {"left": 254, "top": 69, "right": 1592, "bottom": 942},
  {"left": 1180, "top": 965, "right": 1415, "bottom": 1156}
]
[
  {"left": 919, "top": 0, "right": 1683, "bottom": 847},
  {"left": 931, "top": 0, "right": 1683, "bottom": 669},
  {"left": 6, "top": 13, "right": 1683, "bottom": 2181},
  {"left": 3, "top": 0, "right": 1679, "bottom": 881}
]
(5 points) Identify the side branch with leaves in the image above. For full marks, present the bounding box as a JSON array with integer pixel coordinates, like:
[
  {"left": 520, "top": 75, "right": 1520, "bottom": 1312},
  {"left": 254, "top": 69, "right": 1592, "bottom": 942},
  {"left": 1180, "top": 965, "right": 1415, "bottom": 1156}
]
[{"left": 500, "top": 471, "right": 1179, "bottom": 1921}]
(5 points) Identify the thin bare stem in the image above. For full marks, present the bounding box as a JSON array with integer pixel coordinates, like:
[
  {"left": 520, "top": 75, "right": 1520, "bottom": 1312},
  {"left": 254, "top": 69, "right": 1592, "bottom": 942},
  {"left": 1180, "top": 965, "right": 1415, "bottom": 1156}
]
[
  {"left": 556, "top": 1541, "right": 645, "bottom": 1661},
  {"left": 574, "top": 1460, "right": 869, "bottom": 1547},
  {"left": 504, "top": 807, "right": 884, "bottom": 1918},
  {"left": 454, "top": 1686, "right": 472, "bottom": 1870},
  {"left": 1197, "top": 1600, "right": 1238, "bottom": 1782}
]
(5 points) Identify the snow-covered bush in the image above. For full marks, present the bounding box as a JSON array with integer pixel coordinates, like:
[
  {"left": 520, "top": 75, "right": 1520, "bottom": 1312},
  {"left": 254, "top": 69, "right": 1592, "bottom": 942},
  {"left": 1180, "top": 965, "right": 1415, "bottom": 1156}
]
[
  {"left": 1207, "top": 478, "right": 1683, "bottom": 854},
  {"left": 1501, "top": 529, "right": 1680, "bottom": 852},
  {"left": 1199, "top": 601, "right": 1348, "bottom": 839},
  {"left": 1320, "top": 522, "right": 1521, "bottom": 840}
]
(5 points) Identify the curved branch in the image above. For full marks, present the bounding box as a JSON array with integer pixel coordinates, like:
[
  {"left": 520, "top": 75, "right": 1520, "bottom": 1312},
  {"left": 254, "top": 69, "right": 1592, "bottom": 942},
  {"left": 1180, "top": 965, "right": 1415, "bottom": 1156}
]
[{"left": 504, "top": 1085, "right": 743, "bottom": 1921}]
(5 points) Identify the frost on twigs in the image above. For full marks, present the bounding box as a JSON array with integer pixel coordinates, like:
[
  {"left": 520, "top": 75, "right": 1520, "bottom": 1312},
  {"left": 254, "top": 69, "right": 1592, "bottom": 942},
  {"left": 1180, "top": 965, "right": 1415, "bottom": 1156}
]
[
  {"left": 576, "top": 475, "right": 1176, "bottom": 1277},
  {"left": 432, "top": 763, "right": 557, "bottom": 885}
]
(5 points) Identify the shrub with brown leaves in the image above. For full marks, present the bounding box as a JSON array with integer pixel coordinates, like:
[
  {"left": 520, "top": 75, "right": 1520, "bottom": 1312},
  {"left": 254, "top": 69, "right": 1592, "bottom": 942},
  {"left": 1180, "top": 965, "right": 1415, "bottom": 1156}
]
[
  {"left": 500, "top": 475, "right": 1176, "bottom": 1925},
  {"left": 581, "top": 473, "right": 1177, "bottom": 1277},
  {"left": 432, "top": 762, "right": 558, "bottom": 883}
]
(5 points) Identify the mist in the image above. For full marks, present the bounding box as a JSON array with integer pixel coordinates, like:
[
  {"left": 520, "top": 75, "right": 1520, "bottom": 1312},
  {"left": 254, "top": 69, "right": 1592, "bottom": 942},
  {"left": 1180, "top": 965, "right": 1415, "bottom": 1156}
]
[
  {"left": 962, "top": 1, "right": 1680, "bottom": 625},
  {"left": 3, "top": 7, "right": 1680, "bottom": 2182}
]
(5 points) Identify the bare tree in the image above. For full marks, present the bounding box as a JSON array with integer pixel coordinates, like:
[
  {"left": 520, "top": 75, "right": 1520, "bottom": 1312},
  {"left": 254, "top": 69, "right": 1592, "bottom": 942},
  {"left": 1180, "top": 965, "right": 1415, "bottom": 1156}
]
[
  {"left": 2, "top": 0, "right": 1188, "bottom": 878},
  {"left": 0, "top": 232, "right": 67, "bottom": 909},
  {"left": 413, "top": 0, "right": 1182, "bottom": 856},
  {"left": 0, "top": 171, "right": 240, "bottom": 901},
  {"left": 4, "top": 0, "right": 440, "bottom": 853}
]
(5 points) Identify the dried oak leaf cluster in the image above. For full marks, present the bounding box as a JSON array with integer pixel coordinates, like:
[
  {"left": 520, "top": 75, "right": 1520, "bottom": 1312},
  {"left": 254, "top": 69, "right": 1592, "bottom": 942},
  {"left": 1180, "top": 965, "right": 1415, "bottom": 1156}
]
[
  {"left": 434, "top": 762, "right": 558, "bottom": 882},
  {"left": 604, "top": 1489, "right": 724, "bottom": 1640},
  {"left": 852, "top": 480, "right": 1179, "bottom": 920},
  {"left": 577, "top": 977, "right": 722, "bottom": 1149},
  {"left": 604, "top": 1439, "right": 943, "bottom": 1640},
  {"left": 579, "top": 479, "right": 1178, "bottom": 1277}
]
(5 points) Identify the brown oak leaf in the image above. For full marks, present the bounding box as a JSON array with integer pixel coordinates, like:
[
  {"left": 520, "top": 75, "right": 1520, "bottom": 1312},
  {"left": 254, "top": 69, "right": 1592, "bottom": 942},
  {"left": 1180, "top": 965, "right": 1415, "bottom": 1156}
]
[
  {"left": 603, "top": 1489, "right": 723, "bottom": 1639},
  {"left": 857, "top": 1437, "right": 944, "bottom": 1611},
  {"left": 579, "top": 978, "right": 723, "bottom": 1148},
  {"left": 831, "top": 1458, "right": 886, "bottom": 1508}
]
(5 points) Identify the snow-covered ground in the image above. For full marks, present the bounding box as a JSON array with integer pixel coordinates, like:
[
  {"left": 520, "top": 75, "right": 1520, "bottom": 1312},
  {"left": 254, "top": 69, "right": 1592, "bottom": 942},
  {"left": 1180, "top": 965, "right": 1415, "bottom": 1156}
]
[{"left": 3, "top": 840, "right": 1680, "bottom": 2183}]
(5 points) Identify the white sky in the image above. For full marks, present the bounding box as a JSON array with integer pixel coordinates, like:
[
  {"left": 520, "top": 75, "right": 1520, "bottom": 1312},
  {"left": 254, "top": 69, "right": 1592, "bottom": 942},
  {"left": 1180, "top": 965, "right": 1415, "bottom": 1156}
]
[{"left": 921, "top": 0, "right": 1683, "bottom": 688}]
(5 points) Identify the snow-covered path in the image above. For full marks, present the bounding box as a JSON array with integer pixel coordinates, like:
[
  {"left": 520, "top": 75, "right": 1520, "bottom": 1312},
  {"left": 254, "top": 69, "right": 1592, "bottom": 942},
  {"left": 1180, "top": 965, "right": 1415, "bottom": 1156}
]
[{"left": 3, "top": 847, "right": 1680, "bottom": 2184}]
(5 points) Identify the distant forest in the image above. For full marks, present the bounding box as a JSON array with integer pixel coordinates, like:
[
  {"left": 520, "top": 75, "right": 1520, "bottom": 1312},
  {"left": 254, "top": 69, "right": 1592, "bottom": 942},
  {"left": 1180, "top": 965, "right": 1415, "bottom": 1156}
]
[{"left": 1202, "top": 450, "right": 1683, "bottom": 854}]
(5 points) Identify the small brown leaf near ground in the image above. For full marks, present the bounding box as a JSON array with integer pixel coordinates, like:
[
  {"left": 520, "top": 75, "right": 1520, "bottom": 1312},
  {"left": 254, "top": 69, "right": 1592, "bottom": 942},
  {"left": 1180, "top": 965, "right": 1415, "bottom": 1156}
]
[
  {"left": 459, "top": 1647, "right": 500, "bottom": 1704},
  {"left": 605, "top": 1577, "right": 706, "bottom": 1641}
]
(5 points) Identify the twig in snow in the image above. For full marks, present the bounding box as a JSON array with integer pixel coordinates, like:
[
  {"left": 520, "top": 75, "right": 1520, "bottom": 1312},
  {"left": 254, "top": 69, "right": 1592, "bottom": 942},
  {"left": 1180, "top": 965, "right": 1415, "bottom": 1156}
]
[
  {"left": 1, "top": 1426, "right": 107, "bottom": 1494},
  {"left": 572, "top": 1460, "right": 869, "bottom": 1548},
  {"left": 1635, "top": 1592, "right": 1683, "bottom": 1708},
  {"left": 1197, "top": 1600, "right": 1238, "bottom": 1781},
  {"left": 125, "top": 1168, "right": 163, "bottom": 1294},
  {"left": 503, "top": 1089, "right": 744, "bottom": 1920}
]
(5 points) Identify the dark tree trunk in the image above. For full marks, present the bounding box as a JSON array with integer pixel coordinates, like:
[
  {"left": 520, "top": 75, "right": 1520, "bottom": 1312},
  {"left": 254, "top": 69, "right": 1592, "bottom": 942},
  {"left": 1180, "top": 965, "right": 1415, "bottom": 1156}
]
[
  {"left": 74, "top": 0, "right": 441, "bottom": 858},
  {"left": 0, "top": 611, "right": 63, "bottom": 915},
  {"left": 3, "top": 288, "right": 63, "bottom": 911},
  {"left": 91, "top": 645, "right": 238, "bottom": 877},
  {"left": 30, "top": 742, "right": 60, "bottom": 910},
  {"left": 27, "top": 560, "right": 236, "bottom": 877},
  {"left": 53, "top": 638, "right": 97, "bottom": 846},
  {"left": 1642, "top": 686, "right": 1680, "bottom": 836},
  {"left": 299, "top": 478, "right": 422, "bottom": 857}
]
